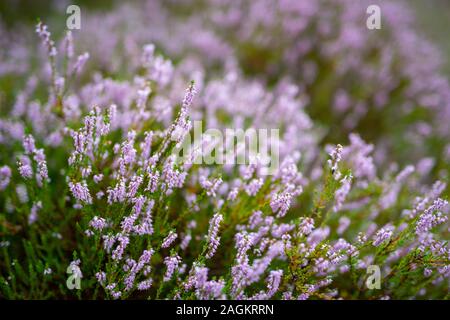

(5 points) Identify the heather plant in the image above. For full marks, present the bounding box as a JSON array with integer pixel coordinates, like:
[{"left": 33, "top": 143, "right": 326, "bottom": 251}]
[{"left": 0, "top": 1, "right": 449, "bottom": 300}]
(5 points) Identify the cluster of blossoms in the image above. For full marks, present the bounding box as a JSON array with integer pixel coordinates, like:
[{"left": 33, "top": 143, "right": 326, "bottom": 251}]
[{"left": 0, "top": 1, "right": 449, "bottom": 300}]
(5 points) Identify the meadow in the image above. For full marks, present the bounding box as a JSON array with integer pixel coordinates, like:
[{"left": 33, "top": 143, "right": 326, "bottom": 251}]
[{"left": 0, "top": 0, "right": 448, "bottom": 300}]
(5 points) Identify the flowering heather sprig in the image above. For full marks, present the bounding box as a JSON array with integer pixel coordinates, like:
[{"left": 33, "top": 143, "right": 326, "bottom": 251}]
[
  {"left": 68, "top": 259, "right": 82, "bottom": 279},
  {"left": 266, "top": 270, "right": 283, "bottom": 298},
  {"left": 227, "top": 187, "right": 239, "bottom": 201},
  {"left": 199, "top": 175, "right": 223, "bottom": 197},
  {"left": 133, "top": 199, "right": 154, "bottom": 236},
  {"left": 22, "top": 135, "right": 36, "bottom": 154},
  {"left": 337, "top": 217, "right": 351, "bottom": 235},
  {"left": 29, "top": 201, "right": 42, "bottom": 225},
  {"left": 0, "top": 165, "right": 11, "bottom": 190},
  {"left": 245, "top": 178, "right": 264, "bottom": 196},
  {"left": 328, "top": 144, "right": 343, "bottom": 180},
  {"left": 112, "top": 234, "right": 130, "bottom": 261},
  {"left": 188, "top": 266, "right": 225, "bottom": 299},
  {"left": 17, "top": 157, "right": 33, "bottom": 179},
  {"left": 119, "top": 131, "right": 137, "bottom": 175},
  {"left": 205, "top": 213, "right": 223, "bottom": 259},
  {"left": 372, "top": 226, "right": 395, "bottom": 247},
  {"left": 124, "top": 249, "right": 154, "bottom": 291},
  {"left": 163, "top": 254, "right": 182, "bottom": 282},
  {"left": 298, "top": 217, "right": 315, "bottom": 237},
  {"left": 107, "top": 179, "right": 127, "bottom": 204},
  {"left": 64, "top": 30, "right": 74, "bottom": 59},
  {"left": 170, "top": 82, "right": 196, "bottom": 146},
  {"left": 95, "top": 271, "right": 106, "bottom": 285},
  {"left": 72, "top": 52, "right": 90, "bottom": 74},
  {"left": 89, "top": 216, "right": 107, "bottom": 231},
  {"left": 105, "top": 283, "right": 122, "bottom": 299},
  {"left": 270, "top": 191, "right": 292, "bottom": 218},
  {"left": 333, "top": 174, "right": 352, "bottom": 212},
  {"left": 33, "top": 149, "right": 48, "bottom": 186},
  {"left": 380, "top": 165, "right": 415, "bottom": 210},
  {"left": 127, "top": 175, "right": 143, "bottom": 199},
  {"left": 68, "top": 181, "right": 93, "bottom": 204},
  {"left": 161, "top": 230, "right": 178, "bottom": 249},
  {"left": 146, "top": 170, "right": 160, "bottom": 193},
  {"left": 416, "top": 198, "right": 449, "bottom": 235},
  {"left": 35, "top": 22, "right": 57, "bottom": 57}
]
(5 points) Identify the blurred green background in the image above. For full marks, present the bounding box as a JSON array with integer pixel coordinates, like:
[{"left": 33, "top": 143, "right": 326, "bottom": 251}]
[{"left": 410, "top": 0, "right": 450, "bottom": 75}]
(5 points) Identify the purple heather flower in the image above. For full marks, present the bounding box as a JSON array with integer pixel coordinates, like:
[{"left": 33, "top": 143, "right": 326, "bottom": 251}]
[
  {"left": 205, "top": 213, "right": 223, "bottom": 259},
  {"left": 64, "top": 30, "right": 74, "bottom": 58},
  {"left": 34, "top": 149, "right": 48, "bottom": 186},
  {"left": 137, "top": 279, "right": 153, "bottom": 291},
  {"left": 140, "top": 131, "right": 154, "bottom": 162},
  {"left": 248, "top": 210, "right": 264, "bottom": 230},
  {"left": 69, "top": 181, "right": 93, "bottom": 204},
  {"left": 16, "top": 184, "right": 28, "bottom": 203},
  {"left": 245, "top": 178, "right": 263, "bottom": 196},
  {"left": 298, "top": 217, "right": 315, "bottom": 237},
  {"left": 227, "top": 187, "right": 239, "bottom": 201},
  {"left": 17, "top": 158, "right": 33, "bottom": 179},
  {"left": 149, "top": 55, "right": 173, "bottom": 87},
  {"left": 337, "top": 216, "right": 351, "bottom": 235},
  {"left": 0, "top": 165, "right": 12, "bottom": 190},
  {"left": 161, "top": 230, "right": 178, "bottom": 248},
  {"left": 199, "top": 176, "right": 223, "bottom": 197},
  {"left": 170, "top": 82, "right": 196, "bottom": 145},
  {"left": 134, "top": 199, "right": 154, "bottom": 236},
  {"left": 327, "top": 144, "right": 343, "bottom": 180},
  {"left": 22, "top": 134, "right": 36, "bottom": 154},
  {"left": 265, "top": 270, "right": 283, "bottom": 299},
  {"left": 182, "top": 81, "right": 197, "bottom": 110},
  {"left": 180, "top": 232, "right": 192, "bottom": 251},
  {"left": 127, "top": 175, "right": 143, "bottom": 199},
  {"left": 102, "top": 234, "right": 116, "bottom": 253},
  {"left": 72, "top": 52, "right": 89, "bottom": 74},
  {"left": 380, "top": 165, "right": 415, "bottom": 210},
  {"left": 95, "top": 271, "right": 106, "bottom": 285},
  {"left": 118, "top": 131, "right": 137, "bottom": 175},
  {"left": 271, "top": 223, "right": 295, "bottom": 238},
  {"left": 93, "top": 174, "right": 103, "bottom": 183},
  {"left": 146, "top": 170, "right": 160, "bottom": 193},
  {"left": 333, "top": 174, "right": 352, "bottom": 212},
  {"left": 35, "top": 21, "right": 57, "bottom": 57},
  {"left": 163, "top": 254, "right": 181, "bottom": 282},
  {"left": 308, "top": 226, "right": 330, "bottom": 246},
  {"left": 112, "top": 233, "right": 129, "bottom": 261},
  {"left": 106, "top": 283, "right": 121, "bottom": 299},
  {"left": 416, "top": 198, "right": 449, "bottom": 235},
  {"left": 136, "top": 87, "right": 151, "bottom": 110},
  {"left": 141, "top": 44, "right": 155, "bottom": 67},
  {"left": 270, "top": 190, "right": 292, "bottom": 218},
  {"left": 89, "top": 216, "right": 107, "bottom": 231},
  {"left": 121, "top": 212, "right": 138, "bottom": 234},
  {"left": 29, "top": 201, "right": 42, "bottom": 225},
  {"left": 372, "top": 226, "right": 394, "bottom": 247}
]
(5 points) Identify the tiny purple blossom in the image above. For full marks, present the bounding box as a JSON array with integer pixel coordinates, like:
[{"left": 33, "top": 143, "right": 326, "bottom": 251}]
[
  {"left": 373, "top": 226, "right": 394, "bottom": 247},
  {"left": 89, "top": 216, "right": 107, "bottom": 231}
]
